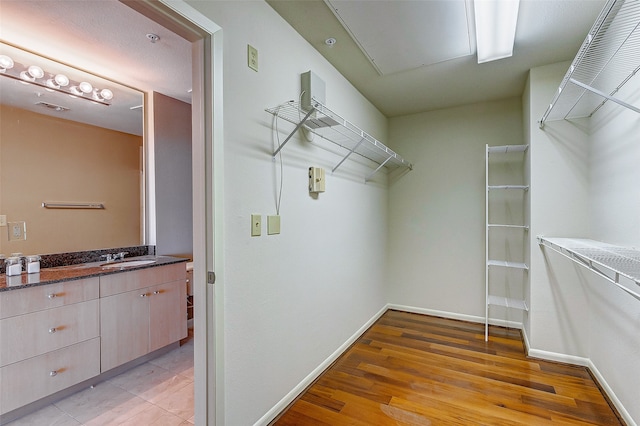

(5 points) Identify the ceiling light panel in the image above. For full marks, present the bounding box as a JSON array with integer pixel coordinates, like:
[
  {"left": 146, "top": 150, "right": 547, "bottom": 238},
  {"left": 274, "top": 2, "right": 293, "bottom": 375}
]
[
  {"left": 475, "top": 0, "right": 520, "bottom": 63},
  {"left": 325, "top": 0, "right": 473, "bottom": 75}
]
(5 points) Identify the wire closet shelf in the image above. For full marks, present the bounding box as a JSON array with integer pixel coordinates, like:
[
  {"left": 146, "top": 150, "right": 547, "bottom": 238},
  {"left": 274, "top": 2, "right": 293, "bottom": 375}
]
[
  {"left": 538, "top": 237, "right": 640, "bottom": 300},
  {"left": 265, "top": 99, "right": 412, "bottom": 182},
  {"left": 539, "top": 0, "right": 640, "bottom": 128}
]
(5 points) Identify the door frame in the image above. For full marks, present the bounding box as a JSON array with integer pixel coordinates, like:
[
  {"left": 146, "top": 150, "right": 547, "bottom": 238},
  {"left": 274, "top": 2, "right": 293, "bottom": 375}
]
[{"left": 123, "top": 1, "right": 224, "bottom": 424}]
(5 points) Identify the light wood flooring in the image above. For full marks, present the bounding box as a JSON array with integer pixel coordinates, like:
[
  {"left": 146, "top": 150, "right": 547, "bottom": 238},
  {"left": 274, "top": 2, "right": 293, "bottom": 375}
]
[
  {"left": 273, "top": 310, "right": 623, "bottom": 425},
  {"left": 5, "top": 331, "right": 194, "bottom": 425}
]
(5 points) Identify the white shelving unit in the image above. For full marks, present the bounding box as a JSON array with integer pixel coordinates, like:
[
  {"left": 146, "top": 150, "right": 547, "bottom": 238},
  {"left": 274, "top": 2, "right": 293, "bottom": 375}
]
[
  {"left": 265, "top": 99, "right": 412, "bottom": 182},
  {"left": 538, "top": 237, "right": 640, "bottom": 300},
  {"left": 539, "top": 0, "right": 640, "bottom": 127},
  {"left": 485, "top": 144, "right": 529, "bottom": 341}
]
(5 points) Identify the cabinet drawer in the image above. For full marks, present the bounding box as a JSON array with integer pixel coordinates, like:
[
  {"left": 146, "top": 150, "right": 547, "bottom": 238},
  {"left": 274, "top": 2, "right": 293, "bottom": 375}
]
[
  {"left": 0, "top": 277, "right": 99, "bottom": 319},
  {"left": 100, "top": 263, "right": 186, "bottom": 297},
  {"left": 0, "top": 338, "right": 100, "bottom": 415},
  {"left": 0, "top": 299, "right": 99, "bottom": 367}
]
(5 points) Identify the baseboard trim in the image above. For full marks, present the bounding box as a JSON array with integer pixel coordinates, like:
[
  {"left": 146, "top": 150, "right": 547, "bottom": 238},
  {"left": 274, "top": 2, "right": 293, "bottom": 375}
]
[
  {"left": 254, "top": 304, "right": 389, "bottom": 426},
  {"left": 526, "top": 348, "right": 590, "bottom": 366},
  {"left": 587, "top": 359, "right": 636, "bottom": 426}
]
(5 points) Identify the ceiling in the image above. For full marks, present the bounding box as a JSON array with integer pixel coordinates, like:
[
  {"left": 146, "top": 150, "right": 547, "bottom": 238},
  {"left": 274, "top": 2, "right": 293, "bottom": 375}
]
[
  {"left": 0, "top": 0, "right": 192, "bottom": 135},
  {"left": 0, "top": 0, "right": 608, "bottom": 127},
  {"left": 267, "top": 0, "right": 607, "bottom": 117}
]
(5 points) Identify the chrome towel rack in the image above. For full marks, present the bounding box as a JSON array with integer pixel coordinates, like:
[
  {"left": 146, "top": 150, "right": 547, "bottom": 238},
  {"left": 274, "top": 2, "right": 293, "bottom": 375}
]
[{"left": 42, "top": 202, "right": 105, "bottom": 209}]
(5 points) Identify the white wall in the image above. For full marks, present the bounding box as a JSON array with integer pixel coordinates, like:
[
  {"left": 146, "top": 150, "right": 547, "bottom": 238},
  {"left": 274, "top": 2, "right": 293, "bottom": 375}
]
[
  {"left": 387, "top": 99, "right": 524, "bottom": 320},
  {"left": 526, "top": 61, "right": 640, "bottom": 424},
  {"left": 153, "top": 92, "right": 193, "bottom": 257},
  {"left": 185, "top": 2, "right": 389, "bottom": 424}
]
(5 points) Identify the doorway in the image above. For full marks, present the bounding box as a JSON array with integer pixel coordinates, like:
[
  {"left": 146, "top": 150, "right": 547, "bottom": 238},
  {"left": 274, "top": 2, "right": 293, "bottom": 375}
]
[{"left": 122, "top": 1, "right": 224, "bottom": 424}]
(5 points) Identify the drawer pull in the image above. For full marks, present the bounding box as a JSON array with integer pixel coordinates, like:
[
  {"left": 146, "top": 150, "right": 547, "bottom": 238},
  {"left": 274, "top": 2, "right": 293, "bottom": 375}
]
[
  {"left": 140, "top": 293, "right": 147, "bottom": 298},
  {"left": 49, "top": 327, "right": 57, "bottom": 334},
  {"left": 153, "top": 290, "right": 161, "bottom": 295},
  {"left": 49, "top": 370, "right": 58, "bottom": 377},
  {"left": 47, "top": 293, "right": 57, "bottom": 299}
]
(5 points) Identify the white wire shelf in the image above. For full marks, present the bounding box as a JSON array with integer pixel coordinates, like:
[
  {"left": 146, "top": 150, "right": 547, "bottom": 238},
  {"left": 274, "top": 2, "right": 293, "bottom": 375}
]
[
  {"left": 488, "top": 224, "right": 529, "bottom": 230},
  {"left": 488, "top": 185, "right": 529, "bottom": 190},
  {"left": 265, "top": 100, "right": 412, "bottom": 182},
  {"left": 540, "top": 0, "right": 640, "bottom": 127},
  {"left": 487, "top": 260, "right": 529, "bottom": 270},
  {"left": 538, "top": 237, "right": 640, "bottom": 300},
  {"left": 487, "top": 145, "right": 529, "bottom": 154},
  {"left": 487, "top": 295, "right": 529, "bottom": 311}
]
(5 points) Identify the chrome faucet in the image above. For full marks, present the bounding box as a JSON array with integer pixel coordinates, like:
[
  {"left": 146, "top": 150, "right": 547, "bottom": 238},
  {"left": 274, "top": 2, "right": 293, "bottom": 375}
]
[{"left": 101, "top": 252, "right": 128, "bottom": 262}]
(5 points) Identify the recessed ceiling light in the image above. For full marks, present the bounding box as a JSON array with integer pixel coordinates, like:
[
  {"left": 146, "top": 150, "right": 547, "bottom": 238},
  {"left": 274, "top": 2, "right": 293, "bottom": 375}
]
[
  {"left": 147, "top": 33, "right": 160, "bottom": 43},
  {"left": 325, "top": 38, "right": 337, "bottom": 47}
]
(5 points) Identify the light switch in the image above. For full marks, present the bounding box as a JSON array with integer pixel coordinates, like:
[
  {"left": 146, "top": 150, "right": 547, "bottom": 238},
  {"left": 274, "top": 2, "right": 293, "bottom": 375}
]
[
  {"left": 251, "top": 214, "right": 261, "bottom": 237},
  {"left": 268, "top": 215, "right": 280, "bottom": 235},
  {"left": 248, "top": 45, "right": 258, "bottom": 72}
]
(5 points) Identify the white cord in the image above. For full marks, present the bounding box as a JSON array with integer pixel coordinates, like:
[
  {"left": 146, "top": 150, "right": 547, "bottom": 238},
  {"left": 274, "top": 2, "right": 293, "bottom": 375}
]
[
  {"left": 298, "top": 91, "right": 314, "bottom": 142},
  {"left": 274, "top": 105, "right": 285, "bottom": 215}
]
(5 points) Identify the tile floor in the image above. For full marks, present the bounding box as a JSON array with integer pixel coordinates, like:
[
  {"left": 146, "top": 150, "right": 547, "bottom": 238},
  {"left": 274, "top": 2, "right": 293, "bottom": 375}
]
[{"left": 6, "top": 332, "right": 194, "bottom": 426}]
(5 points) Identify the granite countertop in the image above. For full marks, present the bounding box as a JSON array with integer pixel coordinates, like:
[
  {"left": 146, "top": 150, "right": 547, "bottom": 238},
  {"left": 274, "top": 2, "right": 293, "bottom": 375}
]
[{"left": 0, "top": 255, "right": 188, "bottom": 292}]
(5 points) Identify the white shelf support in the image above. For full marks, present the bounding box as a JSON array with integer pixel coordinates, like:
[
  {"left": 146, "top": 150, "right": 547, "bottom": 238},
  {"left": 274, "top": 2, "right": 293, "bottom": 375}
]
[
  {"left": 272, "top": 107, "right": 316, "bottom": 157},
  {"left": 538, "top": 237, "right": 640, "bottom": 301},
  {"left": 332, "top": 136, "right": 366, "bottom": 173},
  {"left": 569, "top": 78, "right": 640, "bottom": 114}
]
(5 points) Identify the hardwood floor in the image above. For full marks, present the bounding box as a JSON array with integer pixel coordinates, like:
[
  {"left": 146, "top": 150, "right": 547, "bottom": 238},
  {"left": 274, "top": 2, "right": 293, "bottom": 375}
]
[{"left": 273, "top": 310, "right": 623, "bottom": 425}]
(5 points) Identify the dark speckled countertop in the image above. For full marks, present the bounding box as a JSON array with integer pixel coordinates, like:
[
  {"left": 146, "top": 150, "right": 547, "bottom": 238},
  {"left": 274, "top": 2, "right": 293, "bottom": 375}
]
[{"left": 0, "top": 255, "right": 188, "bottom": 292}]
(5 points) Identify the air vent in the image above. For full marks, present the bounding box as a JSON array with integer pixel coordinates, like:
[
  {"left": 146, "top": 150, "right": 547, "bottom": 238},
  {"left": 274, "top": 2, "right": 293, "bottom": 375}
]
[{"left": 36, "top": 101, "right": 69, "bottom": 112}]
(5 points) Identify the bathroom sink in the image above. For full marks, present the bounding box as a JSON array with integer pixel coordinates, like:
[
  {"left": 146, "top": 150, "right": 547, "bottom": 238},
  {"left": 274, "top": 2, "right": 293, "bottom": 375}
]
[{"left": 102, "top": 259, "right": 156, "bottom": 268}]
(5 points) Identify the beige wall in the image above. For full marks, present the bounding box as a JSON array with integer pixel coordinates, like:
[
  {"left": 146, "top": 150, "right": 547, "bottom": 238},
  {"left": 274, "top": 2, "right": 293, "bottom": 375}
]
[{"left": 0, "top": 105, "right": 142, "bottom": 255}]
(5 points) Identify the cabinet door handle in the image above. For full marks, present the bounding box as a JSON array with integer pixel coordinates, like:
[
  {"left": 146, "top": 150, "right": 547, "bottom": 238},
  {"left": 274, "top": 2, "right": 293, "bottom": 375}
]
[
  {"left": 153, "top": 290, "right": 161, "bottom": 295},
  {"left": 47, "top": 293, "right": 57, "bottom": 299},
  {"left": 49, "top": 370, "right": 58, "bottom": 377},
  {"left": 140, "top": 293, "right": 147, "bottom": 297},
  {"left": 49, "top": 327, "right": 57, "bottom": 334}
]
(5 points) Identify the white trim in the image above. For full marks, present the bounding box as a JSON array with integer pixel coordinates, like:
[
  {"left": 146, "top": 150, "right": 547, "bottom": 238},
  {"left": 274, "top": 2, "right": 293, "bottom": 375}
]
[
  {"left": 254, "top": 305, "right": 389, "bottom": 426},
  {"left": 588, "top": 359, "right": 636, "bottom": 426},
  {"left": 526, "top": 348, "right": 590, "bottom": 366}
]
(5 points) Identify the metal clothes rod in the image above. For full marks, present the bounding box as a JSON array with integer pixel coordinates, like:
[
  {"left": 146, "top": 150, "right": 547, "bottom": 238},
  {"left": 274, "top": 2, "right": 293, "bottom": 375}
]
[
  {"left": 538, "top": 236, "right": 640, "bottom": 301},
  {"left": 42, "top": 202, "right": 105, "bottom": 209}
]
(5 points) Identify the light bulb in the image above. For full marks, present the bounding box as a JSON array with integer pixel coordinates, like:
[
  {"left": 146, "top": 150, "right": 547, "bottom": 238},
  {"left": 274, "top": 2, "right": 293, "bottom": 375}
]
[
  {"left": 69, "top": 86, "right": 83, "bottom": 96},
  {"left": 100, "top": 88, "right": 113, "bottom": 100},
  {"left": 20, "top": 71, "right": 35, "bottom": 82},
  {"left": 54, "top": 74, "right": 69, "bottom": 87},
  {"left": 28, "top": 65, "right": 44, "bottom": 79},
  {"left": 0, "top": 55, "right": 14, "bottom": 71},
  {"left": 78, "top": 81, "right": 93, "bottom": 93}
]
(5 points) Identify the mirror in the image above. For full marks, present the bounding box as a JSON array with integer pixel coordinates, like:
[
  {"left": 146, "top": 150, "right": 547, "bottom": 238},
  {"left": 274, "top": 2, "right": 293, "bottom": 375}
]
[{"left": 0, "top": 41, "right": 145, "bottom": 256}]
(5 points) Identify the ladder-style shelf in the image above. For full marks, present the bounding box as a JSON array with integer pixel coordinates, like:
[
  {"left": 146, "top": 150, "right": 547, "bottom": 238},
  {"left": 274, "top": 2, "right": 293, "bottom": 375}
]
[
  {"left": 485, "top": 144, "right": 529, "bottom": 341},
  {"left": 265, "top": 99, "right": 412, "bottom": 182},
  {"left": 538, "top": 237, "right": 640, "bottom": 300},
  {"left": 539, "top": 0, "right": 640, "bottom": 127}
]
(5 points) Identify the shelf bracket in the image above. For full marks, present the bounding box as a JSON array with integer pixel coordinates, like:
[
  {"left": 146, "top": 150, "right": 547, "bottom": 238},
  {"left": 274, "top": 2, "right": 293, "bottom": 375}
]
[
  {"left": 569, "top": 78, "right": 640, "bottom": 114},
  {"left": 273, "top": 107, "right": 316, "bottom": 157},
  {"left": 364, "top": 154, "right": 393, "bottom": 182},
  {"left": 332, "top": 136, "right": 366, "bottom": 173}
]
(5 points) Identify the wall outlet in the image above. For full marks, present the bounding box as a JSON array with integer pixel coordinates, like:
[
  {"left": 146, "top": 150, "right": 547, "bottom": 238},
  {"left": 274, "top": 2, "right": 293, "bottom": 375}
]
[
  {"left": 248, "top": 45, "right": 258, "bottom": 72},
  {"left": 309, "top": 167, "right": 326, "bottom": 193},
  {"left": 0, "top": 215, "right": 6, "bottom": 227},
  {"left": 7, "top": 221, "right": 26, "bottom": 241},
  {"left": 251, "top": 214, "right": 261, "bottom": 237},
  {"left": 267, "top": 215, "right": 280, "bottom": 235}
]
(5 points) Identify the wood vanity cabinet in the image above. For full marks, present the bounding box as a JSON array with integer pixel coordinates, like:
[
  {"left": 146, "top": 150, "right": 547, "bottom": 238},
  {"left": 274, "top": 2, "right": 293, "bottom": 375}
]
[
  {"left": 0, "top": 278, "right": 101, "bottom": 415},
  {"left": 99, "top": 263, "right": 187, "bottom": 372}
]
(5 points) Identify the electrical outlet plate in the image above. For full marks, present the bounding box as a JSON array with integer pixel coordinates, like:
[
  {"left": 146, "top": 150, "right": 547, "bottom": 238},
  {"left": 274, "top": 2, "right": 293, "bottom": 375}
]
[
  {"left": 268, "top": 215, "right": 280, "bottom": 235},
  {"left": 7, "top": 221, "right": 26, "bottom": 241},
  {"left": 251, "top": 214, "right": 261, "bottom": 237},
  {"left": 248, "top": 45, "right": 258, "bottom": 72}
]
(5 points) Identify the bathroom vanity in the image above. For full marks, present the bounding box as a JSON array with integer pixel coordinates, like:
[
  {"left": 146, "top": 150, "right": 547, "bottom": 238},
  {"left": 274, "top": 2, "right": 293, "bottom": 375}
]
[{"left": 0, "top": 256, "right": 187, "bottom": 422}]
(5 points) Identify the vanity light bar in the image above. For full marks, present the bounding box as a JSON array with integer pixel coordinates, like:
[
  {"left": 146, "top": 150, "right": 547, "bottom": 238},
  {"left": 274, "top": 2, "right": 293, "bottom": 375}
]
[{"left": 0, "top": 55, "right": 113, "bottom": 106}]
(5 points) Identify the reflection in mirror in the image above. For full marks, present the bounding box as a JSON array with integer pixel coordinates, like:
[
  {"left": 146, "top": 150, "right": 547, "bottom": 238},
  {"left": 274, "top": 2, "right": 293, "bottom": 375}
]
[{"left": 0, "top": 41, "right": 145, "bottom": 256}]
